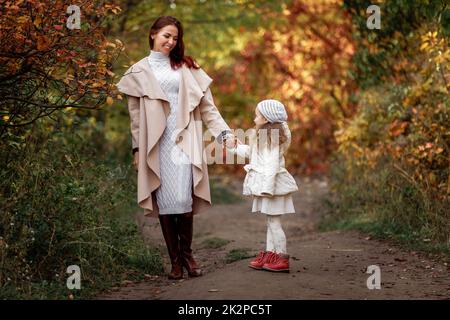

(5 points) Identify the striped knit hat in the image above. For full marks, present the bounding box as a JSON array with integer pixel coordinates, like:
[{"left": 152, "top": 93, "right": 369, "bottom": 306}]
[{"left": 256, "top": 99, "right": 288, "bottom": 123}]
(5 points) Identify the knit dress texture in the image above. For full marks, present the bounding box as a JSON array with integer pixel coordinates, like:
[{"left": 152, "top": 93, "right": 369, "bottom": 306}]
[{"left": 147, "top": 50, "right": 193, "bottom": 215}]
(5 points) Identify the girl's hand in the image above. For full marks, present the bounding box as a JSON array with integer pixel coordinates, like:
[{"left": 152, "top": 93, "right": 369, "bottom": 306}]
[
  {"left": 225, "top": 136, "right": 236, "bottom": 149},
  {"left": 133, "top": 151, "right": 139, "bottom": 172}
]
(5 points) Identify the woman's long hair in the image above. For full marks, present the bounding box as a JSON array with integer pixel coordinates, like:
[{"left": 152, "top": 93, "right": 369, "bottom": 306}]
[{"left": 149, "top": 16, "right": 199, "bottom": 70}]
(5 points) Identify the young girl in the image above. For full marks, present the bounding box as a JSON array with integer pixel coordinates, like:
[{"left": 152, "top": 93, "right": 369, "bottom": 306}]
[{"left": 229, "top": 99, "right": 298, "bottom": 272}]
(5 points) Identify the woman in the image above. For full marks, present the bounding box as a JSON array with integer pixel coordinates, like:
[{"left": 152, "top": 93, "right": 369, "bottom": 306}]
[{"left": 116, "top": 16, "right": 235, "bottom": 280}]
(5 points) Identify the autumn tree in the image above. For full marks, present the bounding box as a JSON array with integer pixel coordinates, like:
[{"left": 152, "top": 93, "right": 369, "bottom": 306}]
[
  {"left": 211, "top": 0, "right": 356, "bottom": 174},
  {"left": 331, "top": 0, "right": 449, "bottom": 245},
  {"left": 0, "top": 0, "right": 122, "bottom": 138}
]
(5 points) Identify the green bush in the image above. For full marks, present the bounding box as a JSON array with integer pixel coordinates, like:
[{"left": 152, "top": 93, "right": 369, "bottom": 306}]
[
  {"left": 0, "top": 116, "right": 163, "bottom": 299},
  {"left": 321, "top": 155, "right": 449, "bottom": 259},
  {"left": 327, "top": 1, "right": 449, "bottom": 258}
]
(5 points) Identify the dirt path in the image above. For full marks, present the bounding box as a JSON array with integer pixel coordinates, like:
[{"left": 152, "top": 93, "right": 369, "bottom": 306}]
[{"left": 97, "top": 177, "right": 450, "bottom": 300}]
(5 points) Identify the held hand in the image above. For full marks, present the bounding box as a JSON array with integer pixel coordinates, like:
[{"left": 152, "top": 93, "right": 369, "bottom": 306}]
[
  {"left": 133, "top": 151, "right": 139, "bottom": 172},
  {"left": 224, "top": 137, "right": 236, "bottom": 149}
]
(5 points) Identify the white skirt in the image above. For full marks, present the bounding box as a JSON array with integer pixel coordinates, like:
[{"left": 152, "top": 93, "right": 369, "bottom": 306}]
[{"left": 252, "top": 194, "right": 295, "bottom": 215}]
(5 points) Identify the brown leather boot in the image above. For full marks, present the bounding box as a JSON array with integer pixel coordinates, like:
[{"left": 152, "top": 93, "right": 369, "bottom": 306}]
[
  {"left": 177, "top": 212, "right": 202, "bottom": 277},
  {"left": 159, "top": 214, "right": 183, "bottom": 280}
]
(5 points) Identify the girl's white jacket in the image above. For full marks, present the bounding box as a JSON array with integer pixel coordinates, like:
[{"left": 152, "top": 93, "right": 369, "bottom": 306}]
[{"left": 229, "top": 123, "right": 299, "bottom": 197}]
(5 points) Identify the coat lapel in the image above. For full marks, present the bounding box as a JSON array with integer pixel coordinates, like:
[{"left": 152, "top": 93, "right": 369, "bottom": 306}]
[
  {"left": 116, "top": 57, "right": 169, "bottom": 102},
  {"left": 175, "top": 65, "right": 213, "bottom": 169},
  {"left": 175, "top": 65, "right": 214, "bottom": 204},
  {"left": 117, "top": 58, "right": 216, "bottom": 216},
  {"left": 176, "top": 65, "right": 213, "bottom": 132}
]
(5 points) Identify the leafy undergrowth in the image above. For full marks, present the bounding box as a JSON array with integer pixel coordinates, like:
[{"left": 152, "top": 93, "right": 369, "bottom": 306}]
[{"left": 319, "top": 192, "right": 450, "bottom": 264}]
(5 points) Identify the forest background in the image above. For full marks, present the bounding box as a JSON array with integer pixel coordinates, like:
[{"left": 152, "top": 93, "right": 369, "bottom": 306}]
[{"left": 0, "top": 0, "right": 448, "bottom": 298}]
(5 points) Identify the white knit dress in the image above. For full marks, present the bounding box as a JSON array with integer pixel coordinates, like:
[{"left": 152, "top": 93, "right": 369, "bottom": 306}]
[{"left": 147, "top": 50, "right": 193, "bottom": 215}]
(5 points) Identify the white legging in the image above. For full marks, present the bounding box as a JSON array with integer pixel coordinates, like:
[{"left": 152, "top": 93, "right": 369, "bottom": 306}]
[{"left": 266, "top": 215, "right": 287, "bottom": 254}]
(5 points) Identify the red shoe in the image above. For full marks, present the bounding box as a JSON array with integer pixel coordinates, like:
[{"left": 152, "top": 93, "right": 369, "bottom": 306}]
[
  {"left": 262, "top": 253, "right": 290, "bottom": 272},
  {"left": 249, "top": 251, "right": 275, "bottom": 270}
]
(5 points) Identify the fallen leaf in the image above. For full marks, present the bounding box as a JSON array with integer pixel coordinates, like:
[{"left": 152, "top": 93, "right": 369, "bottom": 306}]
[{"left": 106, "top": 96, "right": 114, "bottom": 105}]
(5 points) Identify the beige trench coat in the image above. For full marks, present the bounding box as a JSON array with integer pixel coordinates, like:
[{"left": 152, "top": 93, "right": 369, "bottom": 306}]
[{"left": 116, "top": 56, "right": 231, "bottom": 217}]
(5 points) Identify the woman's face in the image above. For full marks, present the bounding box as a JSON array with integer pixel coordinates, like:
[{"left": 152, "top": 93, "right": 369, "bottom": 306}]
[
  {"left": 151, "top": 24, "right": 178, "bottom": 56},
  {"left": 254, "top": 107, "right": 268, "bottom": 129}
]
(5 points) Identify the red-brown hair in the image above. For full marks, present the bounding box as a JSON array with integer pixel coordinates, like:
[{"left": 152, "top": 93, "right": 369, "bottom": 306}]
[
  {"left": 149, "top": 16, "right": 199, "bottom": 70},
  {"left": 255, "top": 123, "right": 288, "bottom": 151}
]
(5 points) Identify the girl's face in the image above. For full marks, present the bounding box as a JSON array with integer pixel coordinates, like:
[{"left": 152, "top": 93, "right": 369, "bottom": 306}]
[
  {"left": 151, "top": 25, "right": 178, "bottom": 56},
  {"left": 254, "top": 107, "right": 268, "bottom": 129}
]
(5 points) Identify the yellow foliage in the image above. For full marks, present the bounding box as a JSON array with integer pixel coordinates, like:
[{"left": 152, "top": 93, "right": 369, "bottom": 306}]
[
  {"left": 337, "top": 25, "right": 449, "bottom": 199},
  {"left": 106, "top": 96, "right": 114, "bottom": 106}
]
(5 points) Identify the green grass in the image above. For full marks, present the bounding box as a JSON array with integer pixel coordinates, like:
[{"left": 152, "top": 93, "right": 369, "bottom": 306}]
[
  {"left": 320, "top": 155, "right": 450, "bottom": 264},
  {"left": 201, "top": 237, "right": 231, "bottom": 249},
  {"left": 210, "top": 179, "right": 243, "bottom": 205},
  {"left": 225, "top": 248, "right": 253, "bottom": 264},
  {"left": 0, "top": 198, "right": 165, "bottom": 300},
  {"left": 319, "top": 197, "right": 450, "bottom": 263}
]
